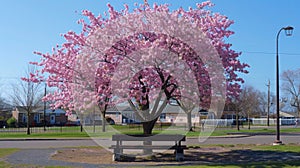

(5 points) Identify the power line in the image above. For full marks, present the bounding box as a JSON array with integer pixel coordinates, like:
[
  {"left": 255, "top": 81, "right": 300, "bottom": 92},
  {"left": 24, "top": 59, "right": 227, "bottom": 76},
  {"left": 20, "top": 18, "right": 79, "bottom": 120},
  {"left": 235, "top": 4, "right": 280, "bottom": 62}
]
[{"left": 243, "top": 51, "right": 300, "bottom": 56}]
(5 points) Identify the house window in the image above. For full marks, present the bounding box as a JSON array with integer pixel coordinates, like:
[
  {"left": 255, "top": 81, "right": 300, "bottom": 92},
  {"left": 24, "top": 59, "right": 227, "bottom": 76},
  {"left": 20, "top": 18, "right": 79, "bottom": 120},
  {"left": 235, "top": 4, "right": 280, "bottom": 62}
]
[
  {"left": 55, "top": 113, "right": 60, "bottom": 117},
  {"left": 160, "top": 113, "right": 166, "bottom": 121},
  {"left": 34, "top": 114, "right": 40, "bottom": 123},
  {"left": 22, "top": 114, "right": 27, "bottom": 123}
]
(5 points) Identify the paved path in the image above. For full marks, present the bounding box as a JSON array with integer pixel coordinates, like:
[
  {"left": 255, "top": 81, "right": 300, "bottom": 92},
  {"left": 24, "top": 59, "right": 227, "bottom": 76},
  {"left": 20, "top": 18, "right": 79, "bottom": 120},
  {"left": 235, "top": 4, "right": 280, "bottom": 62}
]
[
  {"left": 0, "top": 139, "right": 99, "bottom": 149},
  {"left": 1, "top": 134, "right": 299, "bottom": 149},
  {"left": 6, "top": 148, "right": 146, "bottom": 168}
]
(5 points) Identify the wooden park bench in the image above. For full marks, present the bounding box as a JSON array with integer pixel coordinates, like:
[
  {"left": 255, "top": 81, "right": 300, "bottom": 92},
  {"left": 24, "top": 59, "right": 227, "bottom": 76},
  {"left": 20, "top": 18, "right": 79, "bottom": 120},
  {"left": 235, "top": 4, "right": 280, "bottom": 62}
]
[{"left": 110, "top": 134, "right": 187, "bottom": 161}]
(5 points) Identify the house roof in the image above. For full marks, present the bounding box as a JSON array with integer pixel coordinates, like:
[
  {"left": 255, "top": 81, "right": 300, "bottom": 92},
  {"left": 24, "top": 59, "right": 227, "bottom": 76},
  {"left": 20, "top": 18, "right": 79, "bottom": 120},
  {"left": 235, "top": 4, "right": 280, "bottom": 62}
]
[
  {"left": 106, "top": 103, "right": 199, "bottom": 114},
  {"left": 24, "top": 108, "right": 67, "bottom": 114},
  {"left": 280, "top": 111, "right": 297, "bottom": 118},
  {"left": 162, "top": 104, "right": 199, "bottom": 114},
  {"left": 44, "top": 109, "right": 66, "bottom": 114},
  {"left": 106, "top": 105, "right": 131, "bottom": 113},
  {"left": 14, "top": 106, "right": 44, "bottom": 112}
]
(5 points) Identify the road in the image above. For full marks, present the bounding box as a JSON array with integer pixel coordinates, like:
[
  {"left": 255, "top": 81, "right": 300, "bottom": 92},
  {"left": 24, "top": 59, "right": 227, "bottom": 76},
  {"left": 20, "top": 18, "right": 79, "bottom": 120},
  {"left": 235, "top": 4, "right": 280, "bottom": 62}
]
[{"left": 1, "top": 134, "right": 299, "bottom": 149}]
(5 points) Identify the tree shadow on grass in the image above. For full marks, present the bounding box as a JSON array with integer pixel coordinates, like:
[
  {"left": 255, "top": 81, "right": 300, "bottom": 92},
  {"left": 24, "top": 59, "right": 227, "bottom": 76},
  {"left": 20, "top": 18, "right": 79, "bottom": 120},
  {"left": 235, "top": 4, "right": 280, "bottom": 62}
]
[
  {"left": 118, "top": 148, "right": 300, "bottom": 168},
  {"left": 186, "top": 149, "right": 300, "bottom": 167}
]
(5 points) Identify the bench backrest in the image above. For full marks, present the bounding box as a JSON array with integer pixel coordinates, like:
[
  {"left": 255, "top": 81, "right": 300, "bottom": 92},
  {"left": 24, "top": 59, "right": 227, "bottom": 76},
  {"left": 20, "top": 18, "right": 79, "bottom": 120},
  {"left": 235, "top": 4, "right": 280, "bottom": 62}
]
[{"left": 112, "top": 134, "right": 186, "bottom": 141}]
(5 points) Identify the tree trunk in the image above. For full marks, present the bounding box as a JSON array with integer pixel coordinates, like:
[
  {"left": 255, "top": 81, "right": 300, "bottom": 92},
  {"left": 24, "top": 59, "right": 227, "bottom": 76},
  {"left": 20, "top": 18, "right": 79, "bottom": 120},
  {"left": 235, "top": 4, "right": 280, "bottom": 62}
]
[
  {"left": 27, "top": 111, "right": 30, "bottom": 135},
  {"left": 187, "top": 112, "right": 193, "bottom": 132},
  {"left": 142, "top": 118, "right": 157, "bottom": 154},
  {"left": 142, "top": 118, "right": 157, "bottom": 135},
  {"left": 93, "top": 117, "right": 96, "bottom": 133},
  {"left": 101, "top": 113, "right": 106, "bottom": 132},
  {"left": 236, "top": 113, "right": 240, "bottom": 131},
  {"left": 247, "top": 113, "right": 251, "bottom": 130}
]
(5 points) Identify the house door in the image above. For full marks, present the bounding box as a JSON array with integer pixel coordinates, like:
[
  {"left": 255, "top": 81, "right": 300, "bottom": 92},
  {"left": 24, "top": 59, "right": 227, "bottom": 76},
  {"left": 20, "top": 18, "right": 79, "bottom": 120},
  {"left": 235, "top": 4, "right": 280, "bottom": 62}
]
[{"left": 50, "top": 115, "right": 55, "bottom": 125}]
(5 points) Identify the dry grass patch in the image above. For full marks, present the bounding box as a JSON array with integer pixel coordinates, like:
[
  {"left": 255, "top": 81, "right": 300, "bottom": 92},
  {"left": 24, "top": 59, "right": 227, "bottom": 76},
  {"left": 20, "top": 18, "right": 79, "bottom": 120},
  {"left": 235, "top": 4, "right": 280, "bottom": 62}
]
[{"left": 51, "top": 147, "right": 114, "bottom": 164}]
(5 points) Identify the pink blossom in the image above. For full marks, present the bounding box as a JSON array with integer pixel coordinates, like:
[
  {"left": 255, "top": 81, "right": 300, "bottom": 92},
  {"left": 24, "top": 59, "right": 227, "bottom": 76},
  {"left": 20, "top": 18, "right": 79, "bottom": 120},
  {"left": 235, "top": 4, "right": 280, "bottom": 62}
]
[{"left": 25, "top": 1, "right": 248, "bottom": 115}]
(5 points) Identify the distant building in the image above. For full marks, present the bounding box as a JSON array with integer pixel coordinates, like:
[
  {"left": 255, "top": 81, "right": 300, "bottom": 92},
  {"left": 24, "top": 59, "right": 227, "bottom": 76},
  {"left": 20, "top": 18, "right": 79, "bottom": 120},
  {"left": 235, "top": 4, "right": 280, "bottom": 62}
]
[
  {"left": 279, "top": 111, "right": 297, "bottom": 118},
  {"left": 12, "top": 107, "right": 41, "bottom": 127},
  {"left": 43, "top": 108, "right": 68, "bottom": 126},
  {"left": 12, "top": 107, "right": 68, "bottom": 127},
  {"left": 104, "top": 104, "right": 200, "bottom": 125}
]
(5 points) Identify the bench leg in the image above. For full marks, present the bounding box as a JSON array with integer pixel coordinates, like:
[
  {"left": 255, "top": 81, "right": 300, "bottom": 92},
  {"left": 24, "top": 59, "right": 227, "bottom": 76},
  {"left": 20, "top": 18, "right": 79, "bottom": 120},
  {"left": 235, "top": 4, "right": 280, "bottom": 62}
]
[
  {"left": 112, "top": 153, "right": 121, "bottom": 161},
  {"left": 112, "top": 148, "right": 122, "bottom": 161},
  {"left": 175, "top": 148, "right": 184, "bottom": 161},
  {"left": 143, "top": 140, "right": 153, "bottom": 155}
]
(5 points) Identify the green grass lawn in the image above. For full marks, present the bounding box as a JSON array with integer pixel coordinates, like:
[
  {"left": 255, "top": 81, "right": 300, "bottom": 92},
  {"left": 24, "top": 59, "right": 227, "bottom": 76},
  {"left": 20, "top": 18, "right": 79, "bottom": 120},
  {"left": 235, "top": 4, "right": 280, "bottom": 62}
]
[
  {"left": 158, "top": 161, "right": 300, "bottom": 168},
  {"left": 0, "top": 132, "right": 90, "bottom": 139},
  {"left": 162, "top": 144, "right": 300, "bottom": 168},
  {"left": 0, "top": 148, "right": 19, "bottom": 158},
  {"left": 187, "top": 127, "right": 300, "bottom": 137},
  {"left": 254, "top": 143, "right": 300, "bottom": 152},
  {"left": 0, "top": 148, "right": 19, "bottom": 168}
]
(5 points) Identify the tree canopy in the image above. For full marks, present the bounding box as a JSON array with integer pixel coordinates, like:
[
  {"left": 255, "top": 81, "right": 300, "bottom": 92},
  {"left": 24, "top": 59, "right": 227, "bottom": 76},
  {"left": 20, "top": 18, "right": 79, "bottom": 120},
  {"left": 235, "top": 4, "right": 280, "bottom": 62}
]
[{"left": 27, "top": 1, "right": 249, "bottom": 134}]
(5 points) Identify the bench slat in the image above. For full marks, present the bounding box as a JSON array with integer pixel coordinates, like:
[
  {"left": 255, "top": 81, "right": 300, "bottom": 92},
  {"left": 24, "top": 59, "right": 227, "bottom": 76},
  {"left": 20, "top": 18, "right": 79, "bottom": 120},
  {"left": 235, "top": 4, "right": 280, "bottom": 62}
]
[
  {"left": 112, "top": 134, "right": 186, "bottom": 141},
  {"left": 110, "top": 145, "right": 187, "bottom": 150}
]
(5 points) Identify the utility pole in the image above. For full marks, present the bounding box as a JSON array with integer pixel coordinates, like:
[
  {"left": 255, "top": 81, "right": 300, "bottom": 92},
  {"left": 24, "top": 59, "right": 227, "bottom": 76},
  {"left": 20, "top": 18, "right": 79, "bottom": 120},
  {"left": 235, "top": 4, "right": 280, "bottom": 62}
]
[{"left": 266, "top": 80, "right": 270, "bottom": 126}]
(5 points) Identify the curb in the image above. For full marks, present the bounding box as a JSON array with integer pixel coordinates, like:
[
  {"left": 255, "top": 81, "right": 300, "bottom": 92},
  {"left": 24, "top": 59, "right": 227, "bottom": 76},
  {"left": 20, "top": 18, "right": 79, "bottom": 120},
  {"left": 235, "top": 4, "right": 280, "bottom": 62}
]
[
  {"left": 227, "top": 132, "right": 300, "bottom": 136},
  {"left": 187, "top": 134, "right": 251, "bottom": 139},
  {"left": 0, "top": 138, "right": 90, "bottom": 141}
]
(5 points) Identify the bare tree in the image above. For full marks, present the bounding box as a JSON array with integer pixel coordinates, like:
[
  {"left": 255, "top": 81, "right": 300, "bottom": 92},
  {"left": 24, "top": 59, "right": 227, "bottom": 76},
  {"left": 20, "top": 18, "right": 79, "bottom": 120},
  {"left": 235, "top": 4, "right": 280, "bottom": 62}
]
[
  {"left": 281, "top": 69, "right": 300, "bottom": 117},
  {"left": 0, "top": 81, "right": 4, "bottom": 108},
  {"left": 10, "top": 66, "right": 43, "bottom": 135},
  {"left": 0, "top": 96, "right": 4, "bottom": 108},
  {"left": 238, "top": 86, "right": 261, "bottom": 129}
]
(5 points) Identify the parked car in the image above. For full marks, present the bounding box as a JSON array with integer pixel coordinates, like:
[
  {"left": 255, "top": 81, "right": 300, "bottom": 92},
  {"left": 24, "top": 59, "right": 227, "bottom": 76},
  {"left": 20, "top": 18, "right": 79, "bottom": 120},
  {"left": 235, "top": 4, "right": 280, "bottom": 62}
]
[
  {"left": 106, "top": 117, "right": 115, "bottom": 125},
  {"left": 65, "top": 120, "right": 80, "bottom": 126}
]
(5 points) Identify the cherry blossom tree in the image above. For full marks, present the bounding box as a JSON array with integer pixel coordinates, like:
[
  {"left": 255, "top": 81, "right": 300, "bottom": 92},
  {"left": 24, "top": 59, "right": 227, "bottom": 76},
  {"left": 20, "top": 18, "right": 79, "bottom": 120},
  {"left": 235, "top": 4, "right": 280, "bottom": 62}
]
[{"left": 28, "top": 1, "right": 248, "bottom": 135}]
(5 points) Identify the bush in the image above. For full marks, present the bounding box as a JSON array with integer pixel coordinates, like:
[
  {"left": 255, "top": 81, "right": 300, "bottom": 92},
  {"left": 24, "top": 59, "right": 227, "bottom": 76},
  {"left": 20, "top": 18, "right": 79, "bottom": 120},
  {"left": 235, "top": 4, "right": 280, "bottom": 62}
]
[{"left": 6, "top": 117, "right": 17, "bottom": 128}]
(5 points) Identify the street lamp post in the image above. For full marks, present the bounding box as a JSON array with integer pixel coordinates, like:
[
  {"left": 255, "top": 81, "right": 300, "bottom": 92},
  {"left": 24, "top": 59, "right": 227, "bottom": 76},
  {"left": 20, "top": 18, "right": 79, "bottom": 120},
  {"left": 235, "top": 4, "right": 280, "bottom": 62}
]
[
  {"left": 43, "top": 82, "right": 47, "bottom": 131},
  {"left": 266, "top": 80, "right": 270, "bottom": 127},
  {"left": 274, "top": 26, "right": 294, "bottom": 145}
]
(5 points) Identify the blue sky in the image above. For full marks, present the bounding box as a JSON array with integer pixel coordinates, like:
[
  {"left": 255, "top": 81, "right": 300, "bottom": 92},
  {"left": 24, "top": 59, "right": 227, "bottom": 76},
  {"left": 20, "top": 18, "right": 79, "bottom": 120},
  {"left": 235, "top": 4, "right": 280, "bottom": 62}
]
[{"left": 0, "top": 0, "right": 299, "bottom": 98}]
